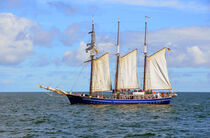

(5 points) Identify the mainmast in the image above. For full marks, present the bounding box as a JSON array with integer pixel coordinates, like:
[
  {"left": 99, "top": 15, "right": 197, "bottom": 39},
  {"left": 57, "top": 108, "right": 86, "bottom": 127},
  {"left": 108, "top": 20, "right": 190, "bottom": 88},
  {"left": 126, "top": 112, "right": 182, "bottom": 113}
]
[
  {"left": 143, "top": 16, "right": 150, "bottom": 91},
  {"left": 115, "top": 18, "right": 120, "bottom": 93},
  {"left": 87, "top": 19, "right": 96, "bottom": 96}
]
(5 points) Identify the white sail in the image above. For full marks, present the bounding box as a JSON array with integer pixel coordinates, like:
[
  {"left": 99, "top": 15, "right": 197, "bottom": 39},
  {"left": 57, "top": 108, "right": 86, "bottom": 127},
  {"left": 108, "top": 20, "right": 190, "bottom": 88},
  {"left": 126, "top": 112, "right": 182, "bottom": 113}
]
[
  {"left": 92, "top": 53, "right": 112, "bottom": 92},
  {"left": 145, "top": 48, "right": 172, "bottom": 90},
  {"left": 117, "top": 49, "right": 139, "bottom": 89}
]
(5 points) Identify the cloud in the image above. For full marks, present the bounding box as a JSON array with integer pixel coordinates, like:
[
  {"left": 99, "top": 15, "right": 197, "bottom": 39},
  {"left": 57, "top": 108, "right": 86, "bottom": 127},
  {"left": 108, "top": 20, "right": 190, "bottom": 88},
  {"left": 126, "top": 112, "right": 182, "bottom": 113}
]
[
  {"left": 119, "top": 26, "right": 210, "bottom": 67},
  {"left": 146, "top": 26, "right": 210, "bottom": 67},
  {"left": 61, "top": 24, "right": 85, "bottom": 46},
  {"left": 63, "top": 41, "right": 89, "bottom": 65},
  {"left": 96, "top": 0, "right": 210, "bottom": 12},
  {"left": 31, "top": 56, "right": 51, "bottom": 67},
  {"left": 95, "top": 35, "right": 115, "bottom": 54},
  {"left": 63, "top": 51, "right": 74, "bottom": 63},
  {"left": 153, "top": 26, "right": 210, "bottom": 67},
  {"left": 60, "top": 25, "right": 210, "bottom": 68},
  {"left": 0, "top": 13, "right": 33, "bottom": 65},
  {"left": 187, "top": 46, "right": 207, "bottom": 65},
  {"left": 48, "top": 1, "right": 77, "bottom": 15},
  {"left": 0, "top": 13, "right": 59, "bottom": 65},
  {"left": 63, "top": 36, "right": 115, "bottom": 65},
  {"left": 47, "top": 1, "right": 99, "bottom": 16},
  {"left": 0, "top": 13, "right": 91, "bottom": 65},
  {"left": 30, "top": 24, "right": 59, "bottom": 47}
]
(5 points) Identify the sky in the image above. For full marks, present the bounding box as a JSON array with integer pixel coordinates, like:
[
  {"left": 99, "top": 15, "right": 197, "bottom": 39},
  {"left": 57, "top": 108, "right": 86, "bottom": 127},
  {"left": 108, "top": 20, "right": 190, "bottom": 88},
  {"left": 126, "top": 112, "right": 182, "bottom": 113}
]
[{"left": 0, "top": 0, "right": 209, "bottom": 92}]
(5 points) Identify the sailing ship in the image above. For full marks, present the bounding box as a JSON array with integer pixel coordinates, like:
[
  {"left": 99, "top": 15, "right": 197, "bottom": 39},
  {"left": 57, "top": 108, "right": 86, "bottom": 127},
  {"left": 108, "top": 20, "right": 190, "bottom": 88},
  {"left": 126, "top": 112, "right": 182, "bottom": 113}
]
[{"left": 40, "top": 17, "right": 176, "bottom": 104}]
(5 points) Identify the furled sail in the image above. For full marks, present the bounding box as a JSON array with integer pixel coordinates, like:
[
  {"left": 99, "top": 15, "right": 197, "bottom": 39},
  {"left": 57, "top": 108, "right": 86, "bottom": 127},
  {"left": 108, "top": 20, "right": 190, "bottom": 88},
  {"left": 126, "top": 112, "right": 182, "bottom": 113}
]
[
  {"left": 117, "top": 49, "right": 139, "bottom": 89},
  {"left": 145, "top": 48, "right": 172, "bottom": 90},
  {"left": 92, "top": 53, "right": 112, "bottom": 92}
]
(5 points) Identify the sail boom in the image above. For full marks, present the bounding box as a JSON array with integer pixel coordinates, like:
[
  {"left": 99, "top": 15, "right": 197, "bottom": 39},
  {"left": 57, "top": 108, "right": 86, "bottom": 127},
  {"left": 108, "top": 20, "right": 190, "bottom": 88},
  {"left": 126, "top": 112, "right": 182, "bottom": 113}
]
[
  {"left": 118, "top": 87, "right": 139, "bottom": 89},
  {"left": 147, "top": 88, "right": 172, "bottom": 90},
  {"left": 91, "top": 90, "right": 112, "bottom": 93}
]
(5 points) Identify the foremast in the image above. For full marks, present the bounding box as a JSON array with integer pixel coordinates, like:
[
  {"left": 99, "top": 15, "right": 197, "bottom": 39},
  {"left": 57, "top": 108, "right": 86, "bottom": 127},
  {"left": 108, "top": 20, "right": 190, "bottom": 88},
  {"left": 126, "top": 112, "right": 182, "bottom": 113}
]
[
  {"left": 143, "top": 16, "right": 149, "bottom": 91},
  {"left": 87, "top": 19, "right": 96, "bottom": 96},
  {"left": 115, "top": 18, "right": 120, "bottom": 93}
]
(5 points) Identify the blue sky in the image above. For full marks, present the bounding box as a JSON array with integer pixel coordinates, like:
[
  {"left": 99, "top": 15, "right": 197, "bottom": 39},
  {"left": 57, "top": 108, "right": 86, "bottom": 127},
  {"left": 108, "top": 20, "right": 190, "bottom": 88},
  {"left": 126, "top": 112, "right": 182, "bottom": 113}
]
[{"left": 0, "top": 0, "right": 209, "bottom": 92}]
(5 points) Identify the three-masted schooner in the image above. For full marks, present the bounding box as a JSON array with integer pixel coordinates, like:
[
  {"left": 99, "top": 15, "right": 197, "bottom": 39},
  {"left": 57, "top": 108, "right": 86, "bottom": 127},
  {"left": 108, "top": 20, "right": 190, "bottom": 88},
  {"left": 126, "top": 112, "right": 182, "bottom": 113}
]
[{"left": 40, "top": 17, "right": 175, "bottom": 104}]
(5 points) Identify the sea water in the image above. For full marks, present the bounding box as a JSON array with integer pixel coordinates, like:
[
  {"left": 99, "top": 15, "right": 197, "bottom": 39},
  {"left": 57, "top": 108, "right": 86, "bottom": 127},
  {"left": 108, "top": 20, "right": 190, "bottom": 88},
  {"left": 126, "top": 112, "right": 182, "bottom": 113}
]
[{"left": 0, "top": 92, "right": 209, "bottom": 137}]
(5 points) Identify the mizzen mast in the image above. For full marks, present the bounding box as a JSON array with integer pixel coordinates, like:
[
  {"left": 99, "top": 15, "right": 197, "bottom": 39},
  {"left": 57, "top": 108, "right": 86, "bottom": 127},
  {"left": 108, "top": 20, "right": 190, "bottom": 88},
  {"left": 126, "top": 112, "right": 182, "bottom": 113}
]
[
  {"left": 143, "top": 16, "right": 150, "bottom": 91},
  {"left": 115, "top": 18, "right": 120, "bottom": 93}
]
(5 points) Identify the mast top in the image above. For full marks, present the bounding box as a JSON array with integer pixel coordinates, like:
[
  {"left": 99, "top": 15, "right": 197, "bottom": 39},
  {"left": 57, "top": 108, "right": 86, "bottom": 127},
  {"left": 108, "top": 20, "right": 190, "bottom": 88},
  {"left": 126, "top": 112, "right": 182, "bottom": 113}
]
[
  {"left": 144, "top": 16, "right": 150, "bottom": 55},
  {"left": 145, "top": 16, "right": 150, "bottom": 22},
  {"left": 92, "top": 16, "right": 94, "bottom": 24},
  {"left": 117, "top": 18, "right": 120, "bottom": 54}
]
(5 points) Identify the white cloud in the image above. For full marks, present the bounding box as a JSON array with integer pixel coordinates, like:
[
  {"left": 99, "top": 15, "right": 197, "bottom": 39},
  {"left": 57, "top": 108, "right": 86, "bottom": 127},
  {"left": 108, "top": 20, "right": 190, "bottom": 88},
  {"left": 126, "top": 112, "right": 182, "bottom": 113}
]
[
  {"left": 0, "top": 13, "right": 92, "bottom": 66},
  {"left": 0, "top": 13, "right": 59, "bottom": 65},
  {"left": 0, "top": 13, "right": 33, "bottom": 65},
  {"left": 63, "top": 37, "right": 115, "bottom": 65},
  {"left": 187, "top": 46, "right": 207, "bottom": 65},
  {"left": 63, "top": 41, "right": 89, "bottom": 65}
]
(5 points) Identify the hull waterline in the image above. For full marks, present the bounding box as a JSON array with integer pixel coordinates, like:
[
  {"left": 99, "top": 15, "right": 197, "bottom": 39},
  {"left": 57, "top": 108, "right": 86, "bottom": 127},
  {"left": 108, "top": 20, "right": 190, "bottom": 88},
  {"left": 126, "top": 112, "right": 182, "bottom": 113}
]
[{"left": 66, "top": 95, "right": 171, "bottom": 104}]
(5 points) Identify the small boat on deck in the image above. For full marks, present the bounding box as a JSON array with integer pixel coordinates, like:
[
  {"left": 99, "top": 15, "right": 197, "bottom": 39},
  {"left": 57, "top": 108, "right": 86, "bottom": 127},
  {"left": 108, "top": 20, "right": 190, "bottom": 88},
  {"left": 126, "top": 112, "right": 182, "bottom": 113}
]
[{"left": 40, "top": 17, "right": 176, "bottom": 104}]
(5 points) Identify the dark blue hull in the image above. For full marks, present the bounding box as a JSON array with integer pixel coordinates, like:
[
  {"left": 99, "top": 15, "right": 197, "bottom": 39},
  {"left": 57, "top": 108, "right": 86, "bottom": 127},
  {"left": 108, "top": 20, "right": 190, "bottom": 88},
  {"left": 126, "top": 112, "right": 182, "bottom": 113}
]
[{"left": 66, "top": 95, "right": 171, "bottom": 104}]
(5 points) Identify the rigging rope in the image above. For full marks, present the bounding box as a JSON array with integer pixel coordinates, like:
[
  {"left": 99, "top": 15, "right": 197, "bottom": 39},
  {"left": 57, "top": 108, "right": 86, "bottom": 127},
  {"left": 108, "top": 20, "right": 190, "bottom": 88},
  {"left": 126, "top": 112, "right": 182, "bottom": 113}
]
[
  {"left": 70, "top": 63, "right": 87, "bottom": 92},
  {"left": 51, "top": 62, "right": 86, "bottom": 91}
]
